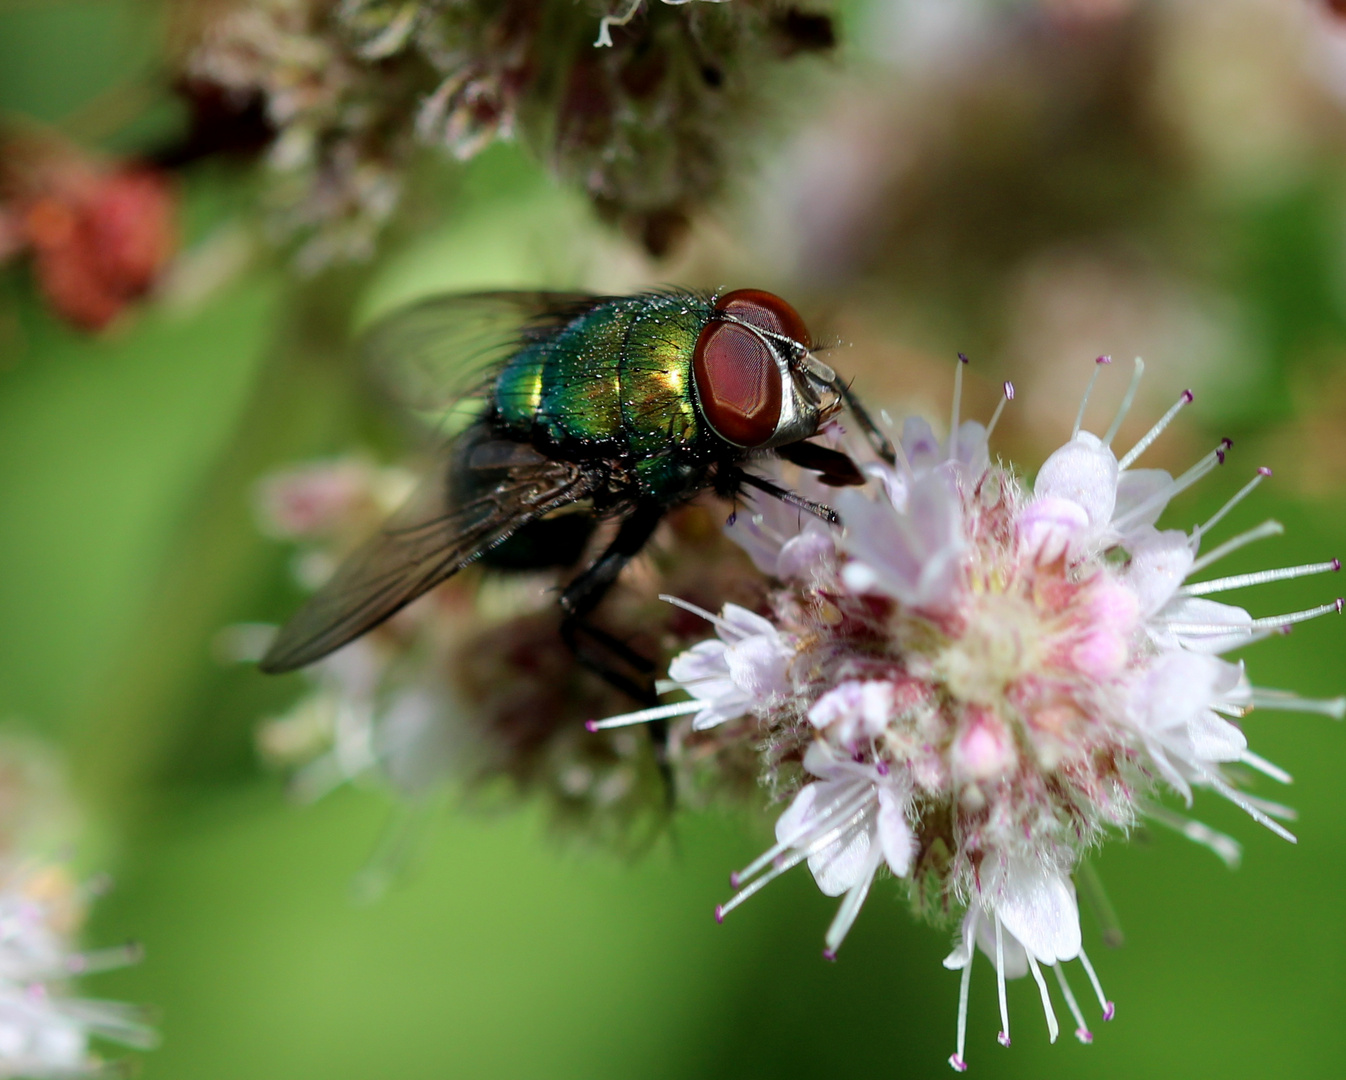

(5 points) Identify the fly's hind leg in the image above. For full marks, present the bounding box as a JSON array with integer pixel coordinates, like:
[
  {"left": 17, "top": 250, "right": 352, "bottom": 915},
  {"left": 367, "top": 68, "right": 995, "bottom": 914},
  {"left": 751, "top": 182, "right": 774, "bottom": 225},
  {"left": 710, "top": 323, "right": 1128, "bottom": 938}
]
[
  {"left": 559, "top": 499, "right": 666, "bottom": 709},
  {"left": 559, "top": 499, "right": 675, "bottom": 801}
]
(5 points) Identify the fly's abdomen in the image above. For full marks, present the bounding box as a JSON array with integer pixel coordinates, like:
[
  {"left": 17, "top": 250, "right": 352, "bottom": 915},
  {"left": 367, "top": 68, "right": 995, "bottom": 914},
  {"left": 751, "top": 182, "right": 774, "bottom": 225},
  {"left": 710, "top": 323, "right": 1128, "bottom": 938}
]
[{"left": 619, "top": 294, "right": 711, "bottom": 459}]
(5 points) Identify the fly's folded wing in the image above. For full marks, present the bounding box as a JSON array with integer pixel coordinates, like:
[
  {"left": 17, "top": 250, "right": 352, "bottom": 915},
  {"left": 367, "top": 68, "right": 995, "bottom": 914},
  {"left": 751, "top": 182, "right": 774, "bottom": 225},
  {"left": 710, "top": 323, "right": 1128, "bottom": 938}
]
[
  {"left": 361, "top": 291, "right": 604, "bottom": 434},
  {"left": 258, "top": 449, "right": 600, "bottom": 673}
]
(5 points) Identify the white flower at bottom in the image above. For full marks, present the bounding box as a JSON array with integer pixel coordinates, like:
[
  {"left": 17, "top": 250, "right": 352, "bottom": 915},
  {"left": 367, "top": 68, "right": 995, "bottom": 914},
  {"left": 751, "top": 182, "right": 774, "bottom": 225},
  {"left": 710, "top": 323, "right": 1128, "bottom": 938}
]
[
  {"left": 940, "top": 853, "right": 1114, "bottom": 1071},
  {"left": 0, "top": 861, "right": 155, "bottom": 1078}
]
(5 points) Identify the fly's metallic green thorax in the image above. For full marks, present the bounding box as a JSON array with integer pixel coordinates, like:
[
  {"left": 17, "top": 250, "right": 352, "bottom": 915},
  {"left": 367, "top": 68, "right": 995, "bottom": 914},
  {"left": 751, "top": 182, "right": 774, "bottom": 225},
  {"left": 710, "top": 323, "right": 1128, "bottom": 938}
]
[{"left": 494, "top": 293, "right": 713, "bottom": 477}]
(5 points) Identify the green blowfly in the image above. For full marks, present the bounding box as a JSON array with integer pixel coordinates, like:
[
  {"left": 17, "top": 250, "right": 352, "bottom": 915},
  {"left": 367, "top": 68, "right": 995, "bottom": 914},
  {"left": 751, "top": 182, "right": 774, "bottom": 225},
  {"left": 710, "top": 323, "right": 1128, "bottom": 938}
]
[{"left": 260, "top": 288, "right": 895, "bottom": 700}]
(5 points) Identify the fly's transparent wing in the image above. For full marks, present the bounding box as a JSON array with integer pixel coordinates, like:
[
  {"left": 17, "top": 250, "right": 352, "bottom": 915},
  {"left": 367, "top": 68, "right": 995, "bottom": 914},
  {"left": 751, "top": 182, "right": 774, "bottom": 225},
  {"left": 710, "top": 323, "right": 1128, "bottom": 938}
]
[
  {"left": 258, "top": 440, "right": 601, "bottom": 673},
  {"left": 361, "top": 291, "right": 604, "bottom": 434}
]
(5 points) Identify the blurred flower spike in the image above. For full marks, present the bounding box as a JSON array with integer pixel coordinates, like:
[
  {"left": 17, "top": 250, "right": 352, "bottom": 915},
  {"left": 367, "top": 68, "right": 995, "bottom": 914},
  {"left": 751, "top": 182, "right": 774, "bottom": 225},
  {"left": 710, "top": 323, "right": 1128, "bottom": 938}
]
[
  {"left": 595, "top": 355, "right": 1346, "bottom": 1070},
  {"left": 179, "top": 0, "right": 836, "bottom": 264},
  {"left": 0, "top": 137, "right": 176, "bottom": 332},
  {"left": 0, "top": 860, "right": 156, "bottom": 1077}
]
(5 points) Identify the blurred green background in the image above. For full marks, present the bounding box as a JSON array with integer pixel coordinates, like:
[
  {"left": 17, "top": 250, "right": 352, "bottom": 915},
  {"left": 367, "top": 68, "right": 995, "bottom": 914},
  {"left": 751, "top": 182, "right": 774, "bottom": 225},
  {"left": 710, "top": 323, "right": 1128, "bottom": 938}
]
[{"left": 3, "top": 1, "right": 1346, "bottom": 1078}]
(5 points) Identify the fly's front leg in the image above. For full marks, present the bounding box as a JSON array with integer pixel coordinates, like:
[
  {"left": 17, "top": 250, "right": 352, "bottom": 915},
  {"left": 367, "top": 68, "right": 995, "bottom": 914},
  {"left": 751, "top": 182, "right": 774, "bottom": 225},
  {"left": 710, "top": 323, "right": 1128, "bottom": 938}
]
[{"left": 834, "top": 378, "right": 897, "bottom": 466}]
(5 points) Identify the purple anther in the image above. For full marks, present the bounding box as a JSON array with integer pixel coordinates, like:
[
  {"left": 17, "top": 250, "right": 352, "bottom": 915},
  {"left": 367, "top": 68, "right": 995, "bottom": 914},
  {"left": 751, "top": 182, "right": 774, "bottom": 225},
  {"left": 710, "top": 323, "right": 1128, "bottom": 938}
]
[
  {"left": 714, "top": 905, "right": 725, "bottom": 924},
  {"left": 1003, "top": 380, "right": 1015, "bottom": 400},
  {"left": 1102, "top": 1002, "right": 1116, "bottom": 1022},
  {"left": 1216, "top": 449, "right": 1226, "bottom": 465},
  {"left": 876, "top": 761, "right": 890, "bottom": 776},
  {"left": 997, "top": 1032, "right": 1012, "bottom": 1047},
  {"left": 822, "top": 948, "right": 837, "bottom": 962},
  {"left": 1258, "top": 466, "right": 1272, "bottom": 477},
  {"left": 1336, "top": 598, "right": 1344, "bottom": 614},
  {"left": 1332, "top": 558, "right": 1341, "bottom": 572},
  {"left": 948, "top": 1054, "right": 969, "bottom": 1073},
  {"left": 1181, "top": 389, "right": 1194, "bottom": 403},
  {"left": 584, "top": 720, "right": 598, "bottom": 733},
  {"left": 958, "top": 352, "right": 970, "bottom": 364},
  {"left": 1096, "top": 355, "right": 1112, "bottom": 365},
  {"left": 729, "top": 872, "right": 741, "bottom": 889},
  {"left": 1075, "top": 1028, "right": 1094, "bottom": 1044},
  {"left": 1279, "top": 624, "right": 1294, "bottom": 635},
  {"left": 1221, "top": 437, "right": 1234, "bottom": 449}
]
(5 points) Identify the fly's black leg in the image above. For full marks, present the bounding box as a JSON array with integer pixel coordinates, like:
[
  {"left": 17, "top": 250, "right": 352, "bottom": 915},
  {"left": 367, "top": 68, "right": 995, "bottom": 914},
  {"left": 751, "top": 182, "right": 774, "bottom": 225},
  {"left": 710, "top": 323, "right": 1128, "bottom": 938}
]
[
  {"left": 834, "top": 378, "right": 897, "bottom": 465},
  {"left": 560, "top": 499, "right": 676, "bottom": 802},
  {"left": 731, "top": 470, "right": 840, "bottom": 524},
  {"left": 559, "top": 499, "right": 666, "bottom": 707}
]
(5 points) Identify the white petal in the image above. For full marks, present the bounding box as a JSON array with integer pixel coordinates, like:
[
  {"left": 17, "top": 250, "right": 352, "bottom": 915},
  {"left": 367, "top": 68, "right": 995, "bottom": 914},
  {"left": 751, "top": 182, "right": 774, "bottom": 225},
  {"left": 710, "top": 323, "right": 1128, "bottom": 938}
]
[
  {"left": 1127, "top": 527, "right": 1195, "bottom": 616},
  {"left": 1033, "top": 432, "right": 1119, "bottom": 532},
  {"left": 807, "top": 816, "right": 876, "bottom": 896},
  {"left": 718, "top": 603, "right": 778, "bottom": 641},
  {"left": 1128, "top": 650, "right": 1223, "bottom": 735},
  {"left": 725, "top": 635, "right": 790, "bottom": 698},
  {"left": 876, "top": 786, "right": 916, "bottom": 876},
  {"left": 774, "top": 782, "right": 821, "bottom": 846},
  {"left": 838, "top": 470, "right": 966, "bottom": 610},
  {"left": 902, "top": 416, "right": 943, "bottom": 471},
  {"left": 1188, "top": 711, "right": 1247, "bottom": 763},
  {"left": 1018, "top": 495, "right": 1090, "bottom": 560},
  {"left": 972, "top": 907, "right": 1030, "bottom": 979},
  {"left": 667, "top": 639, "right": 729, "bottom": 684},
  {"left": 1114, "top": 468, "right": 1173, "bottom": 530},
  {"left": 776, "top": 526, "right": 836, "bottom": 580},
  {"left": 943, "top": 907, "right": 979, "bottom": 970},
  {"left": 1158, "top": 597, "right": 1255, "bottom": 654},
  {"left": 951, "top": 420, "right": 990, "bottom": 475},
  {"left": 992, "top": 858, "right": 1082, "bottom": 965}
]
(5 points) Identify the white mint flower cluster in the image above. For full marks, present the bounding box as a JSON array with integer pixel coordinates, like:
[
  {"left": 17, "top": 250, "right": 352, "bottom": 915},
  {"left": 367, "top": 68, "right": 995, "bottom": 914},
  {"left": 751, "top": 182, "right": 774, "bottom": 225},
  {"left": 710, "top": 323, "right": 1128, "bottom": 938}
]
[
  {"left": 595, "top": 356, "right": 1344, "bottom": 1070},
  {"left": 0, "top": 860, "right": 154, "bottom": 1077}
]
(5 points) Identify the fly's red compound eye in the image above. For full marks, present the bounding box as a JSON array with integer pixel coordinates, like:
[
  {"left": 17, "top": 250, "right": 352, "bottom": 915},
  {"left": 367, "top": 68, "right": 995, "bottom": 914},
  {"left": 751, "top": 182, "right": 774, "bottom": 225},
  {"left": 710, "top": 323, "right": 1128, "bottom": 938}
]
[
  {"left": 713, "top": 289, "right": 811, "bottom": 351},
  {"left": 692, "top": 290, "right": 812, "bottom": 447}
]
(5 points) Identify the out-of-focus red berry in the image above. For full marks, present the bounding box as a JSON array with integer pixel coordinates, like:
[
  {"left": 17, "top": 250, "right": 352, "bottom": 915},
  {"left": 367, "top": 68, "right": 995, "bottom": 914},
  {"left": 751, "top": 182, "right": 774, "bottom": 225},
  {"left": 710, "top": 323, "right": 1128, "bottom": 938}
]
[{"left": 22, "top": 167, "right": 176, "bottom": 332}]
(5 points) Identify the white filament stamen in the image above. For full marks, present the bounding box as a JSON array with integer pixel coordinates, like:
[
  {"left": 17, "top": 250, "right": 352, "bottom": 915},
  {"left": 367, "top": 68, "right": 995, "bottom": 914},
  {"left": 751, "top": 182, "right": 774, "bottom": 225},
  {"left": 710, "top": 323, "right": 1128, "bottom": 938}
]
[
  {"left": 950, "top": 355, "right": 967, "bottom": 463},
  {"left": 1113, "top": 443, "right": 1228, "bottom": 531},
  {"left": 1052, "top": 964, "right": 1093, "bottom": 1043},
  {"left": 587, "top": 699, "right": 703, "bottom": 730},
  {"left": 1147, "top": 805, "right": 1242, "bottom": 868},
  {"left": 1026, "top": 954, "right": 1060, "bottom": 1043},
  {"left": 995, "top": 915, "right": 1011, "bottom": 1046},
  {"left": 824, "top": 868, "right": 876, "bottom": 955},
  {"left": 1072, "top": 356, "right": 1111, "bottom": 439},
  {"left": 1076, "top": 948, "right": 1114, "bottom": 1021},
  {"left": 1239, "top": 749, "right": 1292, "bottom": 785},
  {"left": 1103, "top": 357, "right": 1145, "bottom": 449},
  {"left": 1204, "top": 773, "right": 1297, "bottom": 842},
  {"left": 1195, "top": 468, "right": 1269, "bottom": 540},
  {"left": 1118, "top": 386, "right": 1193, "bottom": 470},
  {"left": 1189, "top": 520, "right": 1285, "bottom": 575},
  {"left": 718, "top": 804, "right": 874, "bottom": 918},
  {"left": 731, "top": 787, "right": 875, "bottom": 885},
  {"left": 952, "top": 950, "right": 974, "bottom": 1071},
  {"left": 1179, "top": 559, "right": 1340, "bottom": 598},
  {"left": 1165, "top": 599, "right": 1342, "bottom": 636},
  {"left": 986, "top": 381, "right": 1015, "bottom": 440},
  {"left": 658, "top": 594, "right": 738, "bottom": 635},
  {"left": 1249, "top": 689, "right": 1346, "bottom": 719}
]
